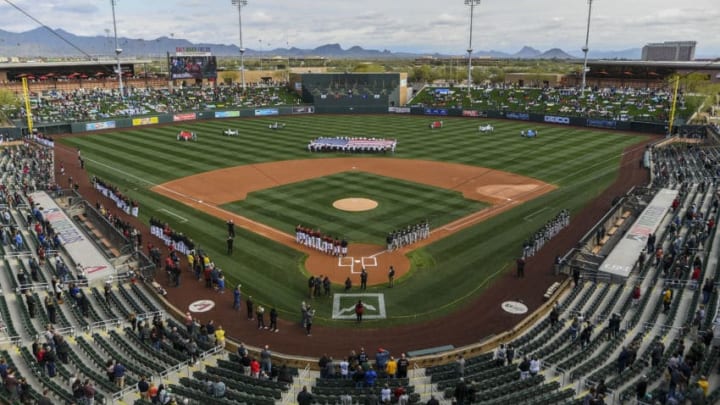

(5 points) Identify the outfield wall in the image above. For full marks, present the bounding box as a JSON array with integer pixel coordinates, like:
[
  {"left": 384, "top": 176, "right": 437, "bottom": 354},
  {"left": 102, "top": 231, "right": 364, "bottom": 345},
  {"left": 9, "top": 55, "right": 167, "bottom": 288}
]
[{"left": 55, "top": 105, "right": 668, "bottom": 136}]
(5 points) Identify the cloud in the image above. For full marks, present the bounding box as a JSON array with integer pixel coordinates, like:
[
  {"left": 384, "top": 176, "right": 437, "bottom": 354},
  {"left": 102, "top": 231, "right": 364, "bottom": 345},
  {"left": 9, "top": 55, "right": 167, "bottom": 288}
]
[{"left": 0, "top": 0, "right": 717, "bottom": 56}]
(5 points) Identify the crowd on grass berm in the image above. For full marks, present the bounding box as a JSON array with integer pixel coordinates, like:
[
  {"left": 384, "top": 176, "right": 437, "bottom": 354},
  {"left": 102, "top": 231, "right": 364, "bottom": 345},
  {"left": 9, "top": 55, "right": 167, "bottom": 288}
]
[{"left": 10, "top": 84, "right": 303, "bottom": 124}]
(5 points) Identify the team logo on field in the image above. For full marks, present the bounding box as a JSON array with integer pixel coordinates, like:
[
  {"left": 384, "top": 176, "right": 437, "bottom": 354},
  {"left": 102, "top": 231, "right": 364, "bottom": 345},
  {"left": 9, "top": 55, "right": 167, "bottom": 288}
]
[
  {"left": 332, "top": 293, "right": 386, "bottom": 320},
  {"left": 189, "top": 299, "right": 215, "bottom": 313},
  {"left": 501, "top": 301, "right": 528, "bottom": 315}
]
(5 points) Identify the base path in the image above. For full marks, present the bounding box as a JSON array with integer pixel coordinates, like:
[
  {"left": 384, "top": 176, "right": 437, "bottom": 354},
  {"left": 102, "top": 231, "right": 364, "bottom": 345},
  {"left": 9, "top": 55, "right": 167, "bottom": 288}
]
[{"left": 152, "top": 158, "right": 555, "bottom": 285}]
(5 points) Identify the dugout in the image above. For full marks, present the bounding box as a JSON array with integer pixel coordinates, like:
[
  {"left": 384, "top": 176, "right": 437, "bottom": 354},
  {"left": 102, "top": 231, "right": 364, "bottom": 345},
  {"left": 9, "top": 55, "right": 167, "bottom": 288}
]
[{"left": 290, "top": 72, "right": 408, "bottom": 113}]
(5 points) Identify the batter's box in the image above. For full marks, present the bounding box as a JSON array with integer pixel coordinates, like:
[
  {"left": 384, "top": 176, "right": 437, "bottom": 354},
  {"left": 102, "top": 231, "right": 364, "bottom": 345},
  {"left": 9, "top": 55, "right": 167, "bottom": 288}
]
[
  {"left": 338, "top": 256, "right": 377, "bottom": 274},
  {"left": 361, "top": 256, "right": 377, "bottom": 268},
  {"left": 332, "top": 293, "right": 387, "bottom": 320}
]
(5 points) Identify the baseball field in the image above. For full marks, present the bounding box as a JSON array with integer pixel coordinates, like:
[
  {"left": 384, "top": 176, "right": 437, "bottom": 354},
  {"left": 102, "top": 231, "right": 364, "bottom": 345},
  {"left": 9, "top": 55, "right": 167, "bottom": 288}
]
[{"left": 59, "top": 114, "right": 646, "bottom": 326}]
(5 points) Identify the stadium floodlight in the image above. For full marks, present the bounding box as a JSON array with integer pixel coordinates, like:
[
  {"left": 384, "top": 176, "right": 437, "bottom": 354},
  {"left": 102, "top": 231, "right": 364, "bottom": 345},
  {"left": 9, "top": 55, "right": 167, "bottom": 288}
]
[
  {"left": 231, "top": 0, "right": 249, "bottom": 90},
  {"left": 465, "top": 0, "right": 481, "bottom": 100},
  {"left": 581, "top": 0, "right": 594, "bottom": 94},
  {"left": 110, "top": 0, "right": 124, "bottom": 99}
]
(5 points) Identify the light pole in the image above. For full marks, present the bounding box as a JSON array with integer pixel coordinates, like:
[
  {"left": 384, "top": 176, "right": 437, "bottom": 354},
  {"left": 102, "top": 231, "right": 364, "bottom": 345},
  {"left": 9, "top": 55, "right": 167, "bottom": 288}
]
[
  {"left": 465, "top": 0, "right": 481, "bottom": 100},
  {"left": 110, "top": 0, "right": 124, "bottom": 99},
  {"left": 231, "top": 0, "right": 248, "bottom": 90},
  {"left": 581, "top": 0, "right": 594, "bottom": 94}
]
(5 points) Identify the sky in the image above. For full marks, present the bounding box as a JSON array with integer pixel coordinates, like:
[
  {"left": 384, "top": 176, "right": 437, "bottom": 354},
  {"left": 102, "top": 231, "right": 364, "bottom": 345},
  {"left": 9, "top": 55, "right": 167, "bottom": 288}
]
[{"left": 0, "top": 0, "right": 718, "bottom": 56}]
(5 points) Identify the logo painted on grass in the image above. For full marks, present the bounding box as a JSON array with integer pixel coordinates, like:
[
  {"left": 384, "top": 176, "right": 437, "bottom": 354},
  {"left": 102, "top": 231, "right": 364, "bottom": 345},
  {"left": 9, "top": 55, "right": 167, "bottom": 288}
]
[
  {"left": 189, "top": 300, "right": 215, "bottom": 313},
  {"left": 332, "top": 293, "right": 386, "bottom": 320},
  {"left": 501, "top": 301, "right": 528, "bottom": 315}
]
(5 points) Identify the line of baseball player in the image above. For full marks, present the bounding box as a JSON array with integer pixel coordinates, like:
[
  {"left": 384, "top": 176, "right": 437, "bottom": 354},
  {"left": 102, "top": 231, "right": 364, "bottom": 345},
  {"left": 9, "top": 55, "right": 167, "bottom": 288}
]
[
  {"left": 522, "top": 209, "right": 570, "bottom": 258},
  {"left": 386, "top": 220, "right": 430, "bottom": 251},
  {"left": 295, "top": 225, "right": 349, "bottom": 256}
]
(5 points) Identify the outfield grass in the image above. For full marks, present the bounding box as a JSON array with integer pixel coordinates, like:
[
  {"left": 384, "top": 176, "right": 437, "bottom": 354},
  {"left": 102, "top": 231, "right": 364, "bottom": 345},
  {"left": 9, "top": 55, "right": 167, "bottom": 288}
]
[
  {"left": 60, "top": 115, "right": 646, "bottom": 326},
  {"left": 223, "top": 171, "right": 488, "bottom": 244}
]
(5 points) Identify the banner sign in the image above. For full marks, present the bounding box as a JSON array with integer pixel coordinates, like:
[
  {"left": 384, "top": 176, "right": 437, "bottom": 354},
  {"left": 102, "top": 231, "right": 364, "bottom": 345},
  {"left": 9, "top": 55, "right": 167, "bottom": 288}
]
[
  {"left": 173, "top": 113, "right": 196, "bottom": 122},
  {"left": 215, "top": 111, "right": 240, "bottom": 118},
  {"left": 544, "top": 115, "right": 571, "bottom": 125},
  {"left": 424, "top": 108, "right": 448, "bottom": 116},
  {"left": 254, "top": 108, "right": 279, "bottom": 116},
  {"left": 132, "top": 116, "right": 159, "bottom": 126},
  {"left": 462, "top": 110, "right": 487, "bottom": 118},
  {"left": 388, "top": 107, "right": 411, "bottom": 114},
  {"left": 292, "top": 106, "right": 315, "bottom": 114},
  {"left": 175, "top": 47, "right": 212, "bottom": 56},
  {"left": 587, "top": 119, "right": 617, "bottom": 129},
  {"left": 505, "top": 112, "right": 529, "bottom": 121},
  {"left": 85, "top": 121, "right": 116, "bottom": 131}
]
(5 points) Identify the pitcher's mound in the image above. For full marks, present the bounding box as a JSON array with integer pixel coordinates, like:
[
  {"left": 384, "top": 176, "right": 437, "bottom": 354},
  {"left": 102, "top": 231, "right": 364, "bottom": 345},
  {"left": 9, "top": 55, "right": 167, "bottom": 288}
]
[{"left": 333, "top": 198, "right": 378, "bottom": 212}]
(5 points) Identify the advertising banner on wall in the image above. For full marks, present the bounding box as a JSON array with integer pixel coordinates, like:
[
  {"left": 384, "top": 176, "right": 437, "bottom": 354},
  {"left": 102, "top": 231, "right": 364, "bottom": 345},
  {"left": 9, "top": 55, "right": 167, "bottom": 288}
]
[
  {"left": 85, "top": 121, "right": 116, "bottom": 131},
  {"left": 462, "top": 110, "right": 488, "bottom": 118},
  {"left": 424, "top": 108, "right": 448, "bottom": 116},
  {"left": 388, "top": 107, "right": 411, "bottom": 114},
  {"left": 505, "top": 112, "right": 530, "bottom": 121},
  {"left": 254, "top": 108, "right": 279, "bottom": 116},
  {"left": 292, "top": 106, "right": 315, "bottom": 114},
  {"left": 587, "top": 119, "right": 618, "bottom": 129},
  {"left": 215, "top": 111, "right": 240, "bottom": 118},
  {"left": 173, "top": 113, "right": 197, "bottom": 122},
  {"left": 544, "top": 115, "right": 571, "bottom": 125},
  {"left": 132, "top": 117, "right": 159, "bottom": 126}
]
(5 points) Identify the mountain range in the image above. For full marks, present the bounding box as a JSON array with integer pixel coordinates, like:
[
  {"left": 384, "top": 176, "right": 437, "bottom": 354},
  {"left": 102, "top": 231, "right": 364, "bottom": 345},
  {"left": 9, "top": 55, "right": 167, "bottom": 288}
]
[{"left": 0, "top": 27, "right": 643, "bottom": 60}]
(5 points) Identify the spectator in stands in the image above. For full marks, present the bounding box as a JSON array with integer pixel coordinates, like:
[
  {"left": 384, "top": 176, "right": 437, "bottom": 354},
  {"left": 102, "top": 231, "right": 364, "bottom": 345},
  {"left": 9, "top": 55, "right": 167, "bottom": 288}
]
[
  {"left": 137, "top": 376, "right": 150, "bottom": 399},
  {"left": 212, "top": 376, "right": 226, "bottom": 398},
  {"left": 381, "top": 384, "right": 392, "bottom": 404},
  {"left": 386, "top": 356, "right": 397, "bottom": 378},
  {"left": 493, "top": 344, "right": 506, "bottom": 367},
  {"left": 250, "top": 357, "right": 261, "bottom": 378},
  {"left": 426, "top": 395, "right": 440, "bottom": 405},
  {"left": 37, "top": 389, "right": 53, "bottom": 405},
  {"left": 353, "top": 365, "right": 365, "bottom": 388},
  {"left": 397, "top": 353, "right": 410, "bottom": 379},
  {"left": 84, "top": 379, "right": 96, "bottom": 405},
  {"left": 375, "top": 348, "right": 390, "bottom": 371},
  {"left": 529, "top": 356, "right": 541, "bottom": 376},
  {"left": 114, "top": 360, "right": 126, "bottom": 388},
  {"left": 365, "top": 365, "right": 378, "bottom": 388},
  {"left": 215, "top": 325, "right": 226, "bottom": 348},
  {"left": 297, "top": 386, "right": 313, "bottom": 405},
  {"left": 455, "top": 354, "right": 465, "bottom": 377},
  {"left": 636, "top": 375, "right": 648, "bottom": 401},
  {"left": 454, "top": 378, "right": 469, "bottom": 405},
  {"left": 258, "top": 344, "right": 272, "bottom": 374}
]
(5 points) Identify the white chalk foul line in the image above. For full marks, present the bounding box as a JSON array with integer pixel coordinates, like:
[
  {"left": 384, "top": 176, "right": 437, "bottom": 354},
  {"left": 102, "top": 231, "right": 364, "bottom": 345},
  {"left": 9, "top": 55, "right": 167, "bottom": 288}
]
[
  {"left": 523, "top": 206, "right": 551, "bottom": 221},
  {"left": 158, "top": 208, "right": 188, "bottom": 223}
]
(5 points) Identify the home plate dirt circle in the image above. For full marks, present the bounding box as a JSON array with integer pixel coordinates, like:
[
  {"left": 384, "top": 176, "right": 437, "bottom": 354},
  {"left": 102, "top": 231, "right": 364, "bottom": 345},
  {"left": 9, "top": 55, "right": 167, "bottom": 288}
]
[{"left": 333, "top": 198, "right": 379, "bottom": 212}]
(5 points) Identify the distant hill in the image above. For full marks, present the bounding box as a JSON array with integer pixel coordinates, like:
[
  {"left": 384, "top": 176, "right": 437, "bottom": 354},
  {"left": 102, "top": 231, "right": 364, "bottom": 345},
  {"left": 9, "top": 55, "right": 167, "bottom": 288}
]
[
  {"left": 537, "top": 48, "right": 576, "bottom": 60},
  {"left": 0, "top": 27, "right": 641, "bottom": 60},
  {"left": 513, "top": 46, "right": 542, "bottom": 59}
]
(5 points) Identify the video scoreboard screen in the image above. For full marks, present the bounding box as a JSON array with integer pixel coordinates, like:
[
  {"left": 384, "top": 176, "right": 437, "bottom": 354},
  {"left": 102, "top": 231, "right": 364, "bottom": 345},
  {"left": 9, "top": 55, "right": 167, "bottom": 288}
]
[{"left": 168, "top": 56, "right": 217, "bottom": 80}]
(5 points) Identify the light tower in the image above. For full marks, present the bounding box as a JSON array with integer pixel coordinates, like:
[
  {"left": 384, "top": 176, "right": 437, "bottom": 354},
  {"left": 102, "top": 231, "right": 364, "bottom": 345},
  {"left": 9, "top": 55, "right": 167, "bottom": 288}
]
[
  {"left": 110, "top": 0, "right": 124, "bottom": 99},
  {"left": 231, "top": 0, "right": 248, "bottom": 90},
  {"left": 465, "top": 0, "right": 481, "bottom": 100},
  {"left": 581, "top": 0, "right": 594, "bottom": 94}
]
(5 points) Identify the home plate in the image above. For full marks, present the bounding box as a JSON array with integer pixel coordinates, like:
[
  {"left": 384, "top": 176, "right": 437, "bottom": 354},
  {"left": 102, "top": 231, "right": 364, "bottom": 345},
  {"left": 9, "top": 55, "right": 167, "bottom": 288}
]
[{"left": 354, "top": 260, "right": 361, "bottom": 263}]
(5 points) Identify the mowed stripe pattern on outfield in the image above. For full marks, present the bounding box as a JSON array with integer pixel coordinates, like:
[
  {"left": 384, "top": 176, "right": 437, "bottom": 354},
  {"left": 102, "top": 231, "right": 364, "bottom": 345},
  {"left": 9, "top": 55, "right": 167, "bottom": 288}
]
[{"left": 61, "top": 116, "right": 645, "bottom": 322}]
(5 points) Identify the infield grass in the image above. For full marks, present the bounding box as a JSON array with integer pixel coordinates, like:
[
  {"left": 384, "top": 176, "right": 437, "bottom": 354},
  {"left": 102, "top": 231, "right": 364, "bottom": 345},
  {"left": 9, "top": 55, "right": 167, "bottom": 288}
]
[
  {"left": 60, "top": 115, "right": 647, "bottom": 326},
  {"left": 223, "top": 171, "right": 488, "bottom": 244}
]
